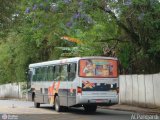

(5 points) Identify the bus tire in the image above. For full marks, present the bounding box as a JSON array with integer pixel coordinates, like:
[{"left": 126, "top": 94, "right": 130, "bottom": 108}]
[
  {"left": 84, "top": 105, "right": 97, "bottom": 113},
  {"left": 55, "top": 96, "right": 61, "bottom": 112}
]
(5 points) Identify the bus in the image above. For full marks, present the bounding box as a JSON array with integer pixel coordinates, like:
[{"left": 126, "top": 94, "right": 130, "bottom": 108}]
[{"left": 27, "top": 56, "right": 119, "bottom": 112}]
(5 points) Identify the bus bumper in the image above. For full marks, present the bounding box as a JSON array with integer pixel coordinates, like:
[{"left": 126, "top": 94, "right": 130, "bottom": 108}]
[{"left": 77, "top": 95, "right": 118, "bottom": 106}]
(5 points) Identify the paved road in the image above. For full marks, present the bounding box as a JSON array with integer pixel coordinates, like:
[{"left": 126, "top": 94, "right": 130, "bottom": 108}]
[{"left": 0, "top": 100, "right": 158, "bottom": 120}]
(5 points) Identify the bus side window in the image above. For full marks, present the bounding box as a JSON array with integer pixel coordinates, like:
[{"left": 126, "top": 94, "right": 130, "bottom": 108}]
[
  {"left": 68, "top": 63, "right": 76, "bottom": 81},
  {"left": 60, "top": 64, "right": 68, "bottom": 81},
  {"left": 32, "top": 68, "right": 37, "bottom": 81},
  {"left": 37, "top": 67, "right": 43, "bottom": 81},
  {"left": 42, "top": 67, "right": 48, "bottom": 81},
  {"left": 48, "top": 66, "right": 54, "bottom": 81},
  {"left": 41, "top": 67, "right": 44, "bottom": 81},
  {"left": 33, "top": 68, "right": 39, "bottom": 81},
  {"left": 54, "top": 65, "right": 60, "bottom": 81}
]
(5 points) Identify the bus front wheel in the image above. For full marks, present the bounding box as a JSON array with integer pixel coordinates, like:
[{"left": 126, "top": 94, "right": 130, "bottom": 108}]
[
  {"left": 55, "top": 96, "right": 61, "bottom": 112},
  {"left": 84, "top": 105, "right": 97, "bottom": 113}
]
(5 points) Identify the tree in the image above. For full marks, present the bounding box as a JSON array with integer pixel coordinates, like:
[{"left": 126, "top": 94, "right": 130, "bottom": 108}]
[
  {"left": 0, "top": 0, "right": 160, "bottom": 84},
  {"left": 0, "top": 0, "right": 18, "bottom": 38}
]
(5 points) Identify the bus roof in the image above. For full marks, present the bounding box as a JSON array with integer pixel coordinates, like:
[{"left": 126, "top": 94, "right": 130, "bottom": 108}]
[{"left": 29, "top": 56, "right": 118, "bottom": 68}]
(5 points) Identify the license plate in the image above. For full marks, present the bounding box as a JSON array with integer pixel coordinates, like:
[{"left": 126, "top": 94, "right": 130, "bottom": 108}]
[{"left": 96, "top": 99, "right": 104, "bottom": 103}]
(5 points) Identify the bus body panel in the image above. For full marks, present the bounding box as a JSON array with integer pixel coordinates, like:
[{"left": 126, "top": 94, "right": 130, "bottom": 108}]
[{"left": 29, "top": 80, "right": 78, "bottom": 107}]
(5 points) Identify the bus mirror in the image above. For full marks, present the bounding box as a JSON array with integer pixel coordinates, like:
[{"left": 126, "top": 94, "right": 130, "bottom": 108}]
[
  {"left": 26, "top": 71, "right": 28, "bottom": 76},
  {"left": 26, "top": 71, "right": 29, "bottom": 80}
]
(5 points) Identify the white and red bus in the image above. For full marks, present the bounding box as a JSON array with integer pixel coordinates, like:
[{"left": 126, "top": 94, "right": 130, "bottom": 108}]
[{"left": 27, "top": 56, "right": 119, "bottom": 112}]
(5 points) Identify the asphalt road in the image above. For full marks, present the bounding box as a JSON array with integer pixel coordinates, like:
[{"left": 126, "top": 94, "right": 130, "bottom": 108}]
[{"left": 0, "top": 100, "right": 155, "bottom": 120}]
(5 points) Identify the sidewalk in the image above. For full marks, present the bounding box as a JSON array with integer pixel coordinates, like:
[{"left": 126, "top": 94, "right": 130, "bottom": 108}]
[{"left": 101, "top": 104, "right": 160, "bottom": 114}]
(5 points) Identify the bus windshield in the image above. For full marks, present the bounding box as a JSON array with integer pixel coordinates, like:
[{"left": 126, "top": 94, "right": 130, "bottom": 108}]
[{"left": 79, "top": 59, "right": 118, "bottom": 78}]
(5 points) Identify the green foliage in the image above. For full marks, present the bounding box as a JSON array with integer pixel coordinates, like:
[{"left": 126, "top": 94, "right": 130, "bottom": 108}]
[
  {"left": 0, "top": 0, "right": 160, "bottom": 84},
  {"left": 0, "top": 0, "right": 18, "bottom": 39}
]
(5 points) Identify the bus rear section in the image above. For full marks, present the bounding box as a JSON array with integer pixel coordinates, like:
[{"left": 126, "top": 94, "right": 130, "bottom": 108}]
[{"left": 76, "top": 58, "right": 119, "bottom": 112}]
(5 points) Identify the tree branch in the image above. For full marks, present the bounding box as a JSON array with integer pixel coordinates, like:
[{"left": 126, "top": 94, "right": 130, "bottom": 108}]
[
  {"left": 99, "top": 38, "right": 129, "bottom": 42},
  {"left": 98, "top": 6, "right": 141, "bottom": 46}
]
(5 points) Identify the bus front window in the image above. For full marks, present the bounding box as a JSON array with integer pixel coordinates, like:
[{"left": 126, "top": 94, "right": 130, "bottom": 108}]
[{"left": 79, "top": 59, "right": 118, "bottom": 78}]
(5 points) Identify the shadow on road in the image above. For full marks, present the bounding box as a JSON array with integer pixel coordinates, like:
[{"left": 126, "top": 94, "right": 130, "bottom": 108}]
[
  {"left": 39, "top": 106, "right": 132, "bottom": 116},
  {"left": 19, "top": 106, "right": 133, "bottom": 120}
]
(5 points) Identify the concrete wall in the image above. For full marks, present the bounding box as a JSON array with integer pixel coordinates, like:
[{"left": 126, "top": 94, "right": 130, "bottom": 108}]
[
  {"left": 119, "top": 73, "right": 160, "bottom": 108},
  {"left": 0, "top": 83, "right": 26, "bottom": 99},
  {"left": 119, "top": 75, "right": 126, "bottom": 104}
]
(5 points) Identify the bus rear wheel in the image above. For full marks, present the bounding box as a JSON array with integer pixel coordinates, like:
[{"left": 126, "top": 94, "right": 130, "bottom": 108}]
[
  {"left": 55, "top": 96, "right": 61, "bottom": 112},
  {"left": 84, "top": 105, "right": 97, "bottom": 113}
]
